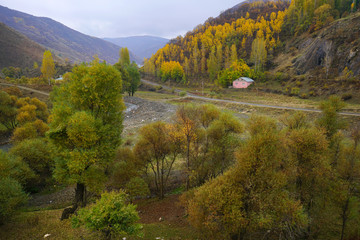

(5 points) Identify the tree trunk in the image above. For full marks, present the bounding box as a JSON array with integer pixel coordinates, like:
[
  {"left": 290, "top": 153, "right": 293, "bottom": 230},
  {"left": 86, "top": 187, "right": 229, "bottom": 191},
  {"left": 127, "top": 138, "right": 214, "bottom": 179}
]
[
  {"left": 186, "top": 139, "right": 191, "bottom": 190},
  {"left": 340, "top": 197, "right": 350, "bottom": 240},
  {"left": 60, "top": 183, "right": 86, "bottom": 220}
]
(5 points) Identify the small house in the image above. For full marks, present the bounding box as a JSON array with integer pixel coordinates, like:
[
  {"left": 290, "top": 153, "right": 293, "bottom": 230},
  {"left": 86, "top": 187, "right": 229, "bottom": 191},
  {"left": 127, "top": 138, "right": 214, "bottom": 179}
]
[{"left": 232, "top": 77, "right": 254, "bottom": 89}]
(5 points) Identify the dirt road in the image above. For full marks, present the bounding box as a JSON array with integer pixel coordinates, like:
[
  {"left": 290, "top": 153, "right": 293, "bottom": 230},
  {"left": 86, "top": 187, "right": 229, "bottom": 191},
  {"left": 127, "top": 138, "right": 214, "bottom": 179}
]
[{"left": 141, "top": 79, "right": 360, "bottom": 117}]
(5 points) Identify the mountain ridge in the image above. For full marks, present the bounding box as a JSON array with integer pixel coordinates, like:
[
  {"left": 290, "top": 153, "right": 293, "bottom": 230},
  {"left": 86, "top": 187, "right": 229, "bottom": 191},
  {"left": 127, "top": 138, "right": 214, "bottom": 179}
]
[
  {"left": 0, "top": 22, "right": 61, "bottom": 69},
  {"left": 103, "top": 35, "right": 169, "bottom": 61},
  {"left": 0, "top": 5, "right": 139, "bottom": 64}
]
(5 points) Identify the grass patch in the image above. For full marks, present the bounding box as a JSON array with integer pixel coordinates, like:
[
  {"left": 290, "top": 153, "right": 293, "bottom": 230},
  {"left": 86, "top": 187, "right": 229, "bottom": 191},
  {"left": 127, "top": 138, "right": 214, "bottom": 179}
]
[
  {"left": 0, "top": 208, "right": 200, "bottom": 240},
  {"left": 134, "top": 91, "right": 179, "bottom": 101},
  {"left": 126, "top": 223, "right": 200, "bottom": 240},
  {"left": 0, "top": 209, "right": 102, "bottom": 240}
]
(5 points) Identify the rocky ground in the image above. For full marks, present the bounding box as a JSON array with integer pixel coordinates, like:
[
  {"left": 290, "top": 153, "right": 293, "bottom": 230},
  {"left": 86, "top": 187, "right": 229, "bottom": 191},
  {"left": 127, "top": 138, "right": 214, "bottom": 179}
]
[{"left": 123, "top": 96, "right": 177, "bottom": 132}]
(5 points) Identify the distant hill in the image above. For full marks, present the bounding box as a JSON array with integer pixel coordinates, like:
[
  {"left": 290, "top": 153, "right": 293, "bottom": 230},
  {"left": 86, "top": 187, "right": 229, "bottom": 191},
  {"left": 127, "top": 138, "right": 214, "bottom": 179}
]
[
  {"left": 0, "top": 5, "right": 139, "bottom": 64},
  {"left": 104, "top": 36, "right": 169, "bottom": 62},
  {"left": 0, "top": 22, "right": 58, "bottom": 69}
]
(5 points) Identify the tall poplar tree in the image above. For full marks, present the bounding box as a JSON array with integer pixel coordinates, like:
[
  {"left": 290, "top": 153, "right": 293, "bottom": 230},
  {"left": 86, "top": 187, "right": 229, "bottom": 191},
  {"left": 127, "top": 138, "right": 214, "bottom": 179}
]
[
  {"left": 41, "top": 50, "right": 55, "bottom": 85},
  {"left": 119, "top": 47, "right": 130, "bottom": 66}
]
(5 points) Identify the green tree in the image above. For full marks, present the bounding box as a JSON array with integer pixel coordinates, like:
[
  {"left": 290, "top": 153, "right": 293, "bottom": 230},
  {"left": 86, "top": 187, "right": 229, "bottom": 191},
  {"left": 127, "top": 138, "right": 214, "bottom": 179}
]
[
  {"left": 124, "top": 63, "right": 141, "bottom": 96},
  {"left": 48, "top": 60, "right": 124, "bottom": 217},
  {"left": 72, "top": 190, "right": 142, "bottom": 239},
  {"left": 40, "top": 50, "right": 55, "bottom": 85},
  {"left": 125, "top": 177, "right": 150, "bottom": 202}
]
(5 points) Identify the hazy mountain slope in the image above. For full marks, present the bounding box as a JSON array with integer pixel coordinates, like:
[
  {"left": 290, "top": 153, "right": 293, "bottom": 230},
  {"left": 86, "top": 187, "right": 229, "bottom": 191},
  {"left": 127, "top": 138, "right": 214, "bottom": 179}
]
[
  {"left": 104, "top": 36, "right": 169, "bottom": 61},
  {"left": 0, "top": 5, "right": 138, "bottom": 64},
  {"left": 0, "top": 22, "right": 56, "bottom": 69}
]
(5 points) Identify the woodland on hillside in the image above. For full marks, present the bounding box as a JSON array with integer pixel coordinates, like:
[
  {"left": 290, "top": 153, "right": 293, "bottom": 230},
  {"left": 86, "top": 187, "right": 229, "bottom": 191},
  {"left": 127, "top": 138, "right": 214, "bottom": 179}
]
[{"left": 143, "top": 0, "right": 360, "bottom": 93}]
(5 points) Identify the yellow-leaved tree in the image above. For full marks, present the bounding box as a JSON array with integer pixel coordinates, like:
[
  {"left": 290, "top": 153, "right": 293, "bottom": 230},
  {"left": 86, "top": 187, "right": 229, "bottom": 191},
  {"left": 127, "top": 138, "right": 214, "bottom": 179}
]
[{"left": 40, "top": 50, "right": 55, "bottom": 85}]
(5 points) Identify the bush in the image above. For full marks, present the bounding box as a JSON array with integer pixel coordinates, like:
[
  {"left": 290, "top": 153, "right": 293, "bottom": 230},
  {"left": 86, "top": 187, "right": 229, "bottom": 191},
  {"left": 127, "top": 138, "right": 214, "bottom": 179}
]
[
  {"left": 300, "top": 93, "right": 309, "bottom": 99},
  {"left": 290, "top": 87, "right": 300, "bottom": 96},
  {"left": 0, "top": 177, "right": 28, "bottom": 225},
  {"left": 72, "top": 191, "right": 142, "bottom": 239},
  {"left": 9, "top": 138, "right": 53, "bottom": 192},
  {"left": 155, "top": 85, "right": 163, "bottom": 91},
  {"left": 179, "top": 91, "right": 187, "bottom": 97},
  {"left": 125, "top": 177, "right": 150, "bottom": 202}
]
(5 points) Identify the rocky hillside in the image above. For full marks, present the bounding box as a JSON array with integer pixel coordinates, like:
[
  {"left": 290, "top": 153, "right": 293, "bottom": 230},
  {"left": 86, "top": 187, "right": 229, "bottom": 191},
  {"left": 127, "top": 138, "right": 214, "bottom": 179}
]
[
  {"left": 0, "top": 22, "right": 60, "bottom": 69},
  {"left": 0, "top": 5, "right": 137, "bottom": 64},
  {"left": 278, "top": 12, "right": 360, "bottom": 78}
]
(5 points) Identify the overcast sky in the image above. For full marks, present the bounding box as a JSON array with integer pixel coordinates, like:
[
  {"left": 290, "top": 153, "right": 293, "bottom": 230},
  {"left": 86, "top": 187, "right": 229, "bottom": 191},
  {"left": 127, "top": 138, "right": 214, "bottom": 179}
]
[{"left": 0, "top": 0, "right": 243, "bottom": 39}]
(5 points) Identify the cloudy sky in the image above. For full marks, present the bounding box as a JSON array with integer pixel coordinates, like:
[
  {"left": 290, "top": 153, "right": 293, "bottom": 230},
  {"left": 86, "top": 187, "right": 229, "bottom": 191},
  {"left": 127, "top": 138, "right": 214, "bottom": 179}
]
[{"left": 0, "top": 0, "right": 243, "bottom": 39}]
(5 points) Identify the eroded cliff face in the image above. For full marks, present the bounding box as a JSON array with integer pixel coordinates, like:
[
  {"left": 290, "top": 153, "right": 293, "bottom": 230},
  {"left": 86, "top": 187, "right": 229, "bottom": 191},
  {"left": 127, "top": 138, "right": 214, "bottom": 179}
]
[{"left": 279, "top": 12, "right": 360, "bottom": 78}]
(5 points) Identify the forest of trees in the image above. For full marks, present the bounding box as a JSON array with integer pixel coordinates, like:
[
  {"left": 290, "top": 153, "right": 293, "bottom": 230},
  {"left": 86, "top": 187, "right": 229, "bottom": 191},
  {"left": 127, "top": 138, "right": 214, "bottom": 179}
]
[
  {"left": 143, "top": 0, "right": 360, "bottom": 86},
  {"left": 1, "top": 1, "right": 360, "bottom": 239},
  {"left": 1, "top": 57, "right": 360, "bottom": 239}
]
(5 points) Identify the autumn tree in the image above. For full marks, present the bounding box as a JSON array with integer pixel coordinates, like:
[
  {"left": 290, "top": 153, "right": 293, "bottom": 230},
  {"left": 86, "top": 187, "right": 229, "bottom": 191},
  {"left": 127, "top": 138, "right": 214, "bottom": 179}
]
[
  {"left": 11, "top": 97, "right": 49, "bottom": 143},
  {"left": 287, "top": 127, "right": 331, "bottom": 238},
  {"left": 134, "top": 121, "right": 182, "bottom": 199},
  {"left": 48, "top": 60, "right": 124, "bottom": 218},
  {"left": 317, "top": 96, "right": 346, "bottom": 140},
  {"left": 119, "top": 47, "right": 130, "bottom": 66},
  {"left": 160, "top": 61, "right": 184, "bottom": 82},
  {"left": 230, "top": 44, "right": 238, "bottom": 63},
  {"left": 207, "top": 47, "right": 220, "bottom": 81},
  {"left": 0, "top": 90, "right": 17, "bottom": 130},
  {"left": 217, "top": 59, "right": 251, "bottom": 87},
  {"left": 334, "top": 135, "right": 360, "bottom": 240},
  {"left": 185, "top": 115, "right": 308, "bottom": 239},
  {"left": 250, "top": 34, "right": 267, "bottom": 72},
  {"left": 41, "top": 50, "right": 55, "bottom": 85},
  {"left": 174, "top": 105, "right": 200, "bottom": 190}
]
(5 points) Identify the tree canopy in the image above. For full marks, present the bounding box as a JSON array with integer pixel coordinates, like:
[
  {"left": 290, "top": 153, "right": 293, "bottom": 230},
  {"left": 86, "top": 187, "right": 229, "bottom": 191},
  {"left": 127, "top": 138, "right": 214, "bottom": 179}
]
[{"left": 48, "top": 59, "right": 124, "bottom": 214}]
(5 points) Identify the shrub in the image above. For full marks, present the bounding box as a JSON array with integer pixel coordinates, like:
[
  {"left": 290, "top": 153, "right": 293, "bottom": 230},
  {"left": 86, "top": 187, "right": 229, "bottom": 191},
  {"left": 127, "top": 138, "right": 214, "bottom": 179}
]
[
  {"left": 290, "top": 87, "right": 300, "bottom": 96},
  {"left": 179, "top": 91, "right": 187, "bottom": 97},
  {"left": 155, "top": 85, "right": 163, "bottom": 91},
  {"left": 300, "top": 93, "right": 309, "bottom": 99},
  {"left": 125, "top": 177, "right": 150, "bottom": 202},
  {"left": 72, "top": 191, "right": 142, "bottom": 239},
  {"left": 9, "top": 138, "right": 53, "bottom": 192},
  {"left": 0, "top": 177, "right": 28, "bottom": 225}
]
